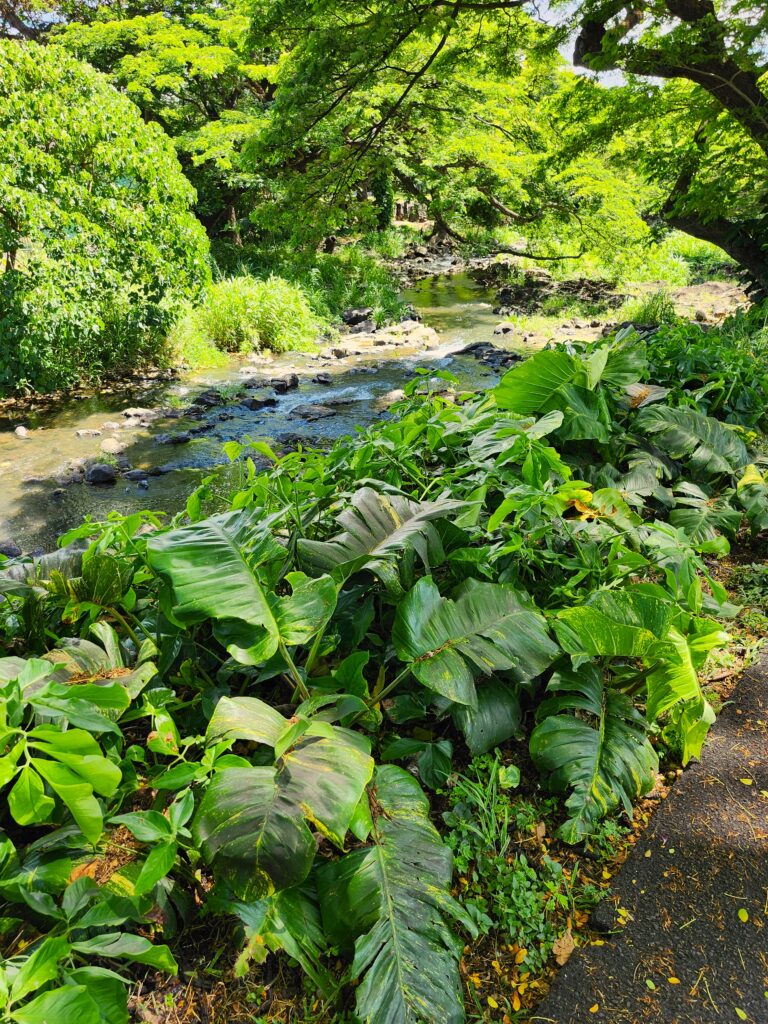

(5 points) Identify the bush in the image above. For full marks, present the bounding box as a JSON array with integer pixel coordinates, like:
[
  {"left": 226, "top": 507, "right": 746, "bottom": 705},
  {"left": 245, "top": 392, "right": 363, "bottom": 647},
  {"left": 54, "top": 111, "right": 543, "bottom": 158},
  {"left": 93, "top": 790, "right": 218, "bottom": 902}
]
[
  {"left": 0, "top": 41, "right": 210, "bottom": 395},
  {"left": 173, "top": 275, "right": 321, "bottom": 363}
]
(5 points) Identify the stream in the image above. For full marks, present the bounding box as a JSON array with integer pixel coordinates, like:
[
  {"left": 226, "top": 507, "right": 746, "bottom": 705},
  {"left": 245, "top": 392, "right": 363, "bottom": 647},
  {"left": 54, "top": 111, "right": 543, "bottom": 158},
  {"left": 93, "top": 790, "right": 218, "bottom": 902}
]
[{"left": 0, "top": 273, "right": 521, "bottom": 553}]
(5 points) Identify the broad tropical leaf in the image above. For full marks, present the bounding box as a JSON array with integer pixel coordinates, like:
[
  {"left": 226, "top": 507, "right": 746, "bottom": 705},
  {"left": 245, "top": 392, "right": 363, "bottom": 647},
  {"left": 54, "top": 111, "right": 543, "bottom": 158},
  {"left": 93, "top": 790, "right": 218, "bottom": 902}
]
[
  {"left": 316, "top": 765, "right": 472, "bottom": 1024},
  {"left": 636, "top": 406, "right": 749, "bottom": 477},
  {"left": 194, "top": 701, "right": 374, "bottom": 898},
  {"left": 668, "top": 483, "right": 742, "bottom": 542},
  {"left": 298, "top": 486, "right": 466, "bottom": 588},
  {"left": 553, "top": 587, "right": 673, "bottom": 659},
  {"left": 452, "top": 678, "right": 522, "bottom": 755},
  {"left": 148, "top": 509, "right": 336, "bottom": 664},
  {"left": 646, "top": 622, "right": 726, "bottom": 762},
  {"left": 530, "top": 665, "right": 658, "bottom": 843},
  {"left": 494, "top": 349, "right": 576, "bottom": 414},
  {"left": 393, "top": 577, "right": 558, "bottom": 706}
]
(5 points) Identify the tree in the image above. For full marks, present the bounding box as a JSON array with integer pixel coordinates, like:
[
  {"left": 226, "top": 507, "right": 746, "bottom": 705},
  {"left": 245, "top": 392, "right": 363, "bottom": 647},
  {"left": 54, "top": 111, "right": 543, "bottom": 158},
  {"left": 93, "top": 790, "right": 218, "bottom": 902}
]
[
  {"left": 568, "top": 0, "right": 768, "bottom": 295},
  {"left": 0, "top": 40, "right": 210, "bottom": 393},
  {"left": 242, "top": 0, "right": 768, "bottom": 292},
  {"left": 53, "top": 2, "right": 271, "bottom": 250}
]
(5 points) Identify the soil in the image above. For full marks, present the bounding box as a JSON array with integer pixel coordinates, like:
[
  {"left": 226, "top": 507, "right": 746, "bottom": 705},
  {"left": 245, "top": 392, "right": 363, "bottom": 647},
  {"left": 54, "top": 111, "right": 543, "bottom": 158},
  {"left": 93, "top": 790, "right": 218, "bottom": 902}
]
[{"left": 530, "top": 651, "right": 768, "bottom": 1024}]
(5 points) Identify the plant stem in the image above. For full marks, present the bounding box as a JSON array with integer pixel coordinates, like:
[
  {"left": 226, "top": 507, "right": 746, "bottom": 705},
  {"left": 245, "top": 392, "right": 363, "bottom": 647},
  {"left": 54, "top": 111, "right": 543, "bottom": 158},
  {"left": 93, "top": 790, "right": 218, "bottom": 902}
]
[
  {"left": 109, "top": 607, "right": 140, "bottom": 648},
  {"left": 279, "top": 640, "right": 311, "bottom": 702}
]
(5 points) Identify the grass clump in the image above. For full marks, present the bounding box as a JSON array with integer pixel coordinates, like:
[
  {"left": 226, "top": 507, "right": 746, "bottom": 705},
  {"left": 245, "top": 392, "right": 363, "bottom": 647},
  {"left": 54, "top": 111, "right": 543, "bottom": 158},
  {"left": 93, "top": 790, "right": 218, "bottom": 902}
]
[
  {"left": 618, "top": 289, "right": 678, "bottom": 327},
  {"left": 172, "top": 274, "right": 322, "bottom": 366}
]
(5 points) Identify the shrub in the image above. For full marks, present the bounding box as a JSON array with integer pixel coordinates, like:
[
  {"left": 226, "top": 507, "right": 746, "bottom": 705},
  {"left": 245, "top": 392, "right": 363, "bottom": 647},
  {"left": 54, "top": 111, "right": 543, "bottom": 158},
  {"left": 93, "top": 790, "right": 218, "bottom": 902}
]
[
  {"left": 173, "top": 274, "right": 321, "bottom": 364},
  {"left": 0, "top": 41, "right": 210, "bottom": 395}
]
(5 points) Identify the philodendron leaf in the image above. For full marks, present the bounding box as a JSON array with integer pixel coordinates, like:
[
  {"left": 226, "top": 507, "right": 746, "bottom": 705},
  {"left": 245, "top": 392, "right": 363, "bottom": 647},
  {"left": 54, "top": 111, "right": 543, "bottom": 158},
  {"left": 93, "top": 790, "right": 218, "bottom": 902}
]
[
  {"left": 393, "top": 577, "right": 558, "bottom": 706},
  {"left": 553, "top": 587, "right": 673, "bottom": 660},
  {"left": 494, "top": 349, "right": 577, "bottom": 415},
  {"left": 148, "top": 509, "right": 336, "bottom": 664},
  {"left": 193, "top": 724, "right": 374, "bottom": 899},
  {"left": 298, "top": 486, "right": 466, "bottom": 589},
  {"left": 636, "top": 405, "right": 749, "bottom": 478},
  {"left": 147, "top": 508, "right": 284, "bottom": 661},
  {"left": 530, "top": 665, "right": 658, "bottom": 843},
  {"left": 317, "top": 765, "right": 473, "bottom": 1024},
  {"left": 452, "top": 678, "right": 523, "bottom": 755}
]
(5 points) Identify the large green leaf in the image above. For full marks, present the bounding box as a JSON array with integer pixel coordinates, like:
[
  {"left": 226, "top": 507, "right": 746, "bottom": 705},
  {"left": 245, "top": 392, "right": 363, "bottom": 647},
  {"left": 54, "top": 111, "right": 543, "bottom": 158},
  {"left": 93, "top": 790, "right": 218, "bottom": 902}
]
[
  {"left": 494, "top": 349, "right": 577, "bottom": 414},
  {"left": 393, "top": 577, "right": 558, "bottom": 707},
  {"left": 193, "top": 715, "right": 374, "bottom": 898},
  {"left": 316, "top": 765, "right": 472, "bottom": 1024},
  {"left": 451, "top": 678, "right": 522, "bottom": 756},
  {"left": 636, "top": 405, "right": 749, "bottom": 477},
  {"left": 530, "top": 665, "right": 658, "bottom": 843},
  {"left": 147, "top": 509, "right": 335, "bottom": 664},
  {"left": 553, "top": 587, "right": 673, "bottom": 659},
  {"left": 298, "top": 486, "right": 466, "bottom": 589}
]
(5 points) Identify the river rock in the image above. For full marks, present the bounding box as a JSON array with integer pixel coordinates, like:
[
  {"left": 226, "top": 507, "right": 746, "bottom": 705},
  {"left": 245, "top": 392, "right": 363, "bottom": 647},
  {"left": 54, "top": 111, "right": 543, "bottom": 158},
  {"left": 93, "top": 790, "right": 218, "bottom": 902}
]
[
  {"left": 157, "top": 432, "right": 191, "bottom": 445},
  {"left": 193, "top": 389, "right": 224, "bottom": 408},
  {"left": 123, "top": 469, "right": 149, "bottom": 481},
  {"left": 100, "top": 436, "right": 127, "bottom": 455},
  {"left": 86, "top": 463, "right": 117, "bottom": 485},
  {"left": 493, "top": 321, "right": 516, "bottom": 335},
  {"left": 14, "top": 426, "right": 29, "bottom": 439},
  {"left": 75, "top": 428, "right": 101, "bottom": 439},
  {"left": 271, "top": 374, "right": 299, "bottom": 393},
  {"left": 312, "top": 373, "right": 333, "bottom": 385},
  {"left": 349, "top": 319, "right": 376, "bottom": 335},
  {"left": 0, "top": 540, "right": 22, "bottom": 558},
  {"left": 242, "top": 395, "right": 278, "bottom": 411},
  {"left": 459, "top": 342, "right": 523, "bottom": 370},
  {"left": 101, "top": 421, "right": 122, "bottom": 431},
  {"left": 289, "top": 403, "right": 337, "bottom": 421},
  {"left": 341, "top": 307, "right": 373, "bottom": 326}
]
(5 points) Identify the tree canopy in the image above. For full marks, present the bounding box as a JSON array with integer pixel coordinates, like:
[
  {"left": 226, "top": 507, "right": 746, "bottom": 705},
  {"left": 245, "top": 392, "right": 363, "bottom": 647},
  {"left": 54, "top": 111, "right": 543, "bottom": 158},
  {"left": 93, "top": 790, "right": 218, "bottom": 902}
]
[{"left": 0, "top": 39, "right": 210, "bottom": 392}]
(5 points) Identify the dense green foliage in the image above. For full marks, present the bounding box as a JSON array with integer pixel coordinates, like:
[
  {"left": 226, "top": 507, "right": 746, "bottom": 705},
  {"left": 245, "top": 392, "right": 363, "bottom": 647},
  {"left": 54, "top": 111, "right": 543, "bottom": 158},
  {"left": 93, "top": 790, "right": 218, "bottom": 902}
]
[
  {"left": 170, "top": 274, "right": 321, "bottom": 363},
  {"left": 0, "top": 40, "right": 210, "bottom": 394},
  {"left": 1, "top": 309, "right": 766, "bottom": 1021}
]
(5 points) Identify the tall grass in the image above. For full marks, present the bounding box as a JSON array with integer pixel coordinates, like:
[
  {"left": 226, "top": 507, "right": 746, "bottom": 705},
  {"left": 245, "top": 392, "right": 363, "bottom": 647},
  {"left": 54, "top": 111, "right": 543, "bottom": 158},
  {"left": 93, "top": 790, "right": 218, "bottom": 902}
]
[{"left": 171, "top": 275, "right": 322, "bottom": 366}]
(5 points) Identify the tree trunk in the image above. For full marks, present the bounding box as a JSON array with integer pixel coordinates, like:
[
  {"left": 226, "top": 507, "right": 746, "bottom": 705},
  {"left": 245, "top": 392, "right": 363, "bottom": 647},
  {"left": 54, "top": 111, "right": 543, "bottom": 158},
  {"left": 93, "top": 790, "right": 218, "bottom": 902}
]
[{"left": 666, "top": 213, "right": 768, "bottom": 300}]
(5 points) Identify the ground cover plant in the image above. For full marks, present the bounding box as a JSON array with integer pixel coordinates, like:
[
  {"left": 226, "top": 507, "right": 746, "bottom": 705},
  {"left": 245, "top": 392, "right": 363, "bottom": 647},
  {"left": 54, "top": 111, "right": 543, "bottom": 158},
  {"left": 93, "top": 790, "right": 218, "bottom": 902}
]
[{"left": 1, "top": 309, "right": 767, "bottom": 1023}]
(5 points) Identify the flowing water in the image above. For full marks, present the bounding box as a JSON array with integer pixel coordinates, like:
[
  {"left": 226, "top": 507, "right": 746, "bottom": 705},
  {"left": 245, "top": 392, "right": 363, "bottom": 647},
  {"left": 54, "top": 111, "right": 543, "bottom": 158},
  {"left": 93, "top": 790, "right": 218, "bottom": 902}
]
[{"left": 0, "top": 273, "right": 517, "bottom": 552}]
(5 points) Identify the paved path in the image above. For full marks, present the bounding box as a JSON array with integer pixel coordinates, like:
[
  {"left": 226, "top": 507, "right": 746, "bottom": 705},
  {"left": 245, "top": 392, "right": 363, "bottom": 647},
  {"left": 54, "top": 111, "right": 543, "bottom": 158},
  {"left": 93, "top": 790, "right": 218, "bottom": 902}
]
[{"left": 531, "top": 652, "right": 768, "bottom": 1024}]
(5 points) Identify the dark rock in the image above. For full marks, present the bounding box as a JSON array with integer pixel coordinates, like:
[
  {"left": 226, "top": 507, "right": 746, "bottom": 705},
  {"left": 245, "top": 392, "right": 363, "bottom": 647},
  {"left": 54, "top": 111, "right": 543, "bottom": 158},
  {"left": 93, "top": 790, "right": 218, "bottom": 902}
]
[
  {"left": 52, "top": 488, "right": 66, "bottom": 499},
  {"left": 193, "top": 389, "right": 224, "bottom": 408},
  {"left": 14, "top": 426, "right": 29, "bottom": 439},
  {"left": 341, "top": 306, "right": 373, "bottom": 326},
  {"left": 271, "top": 374, "right": 299, "bottom": 394},
  {"left": 312, "top": 372, "right": 333, "bottom": 385},
  {"left": 75, "top": 428, "right": 102, "bottom": 439},
  {"left": 86, "top": 463, "right": 118, "bottom": 485},
  {"left": 289, "top": 403, "right": 337, "bottom": 421},
  {"left": 137, "top": 479, "right": 150, "bottom": 490},
  {"left": 190, "top": 423, "right": 213, "bottom": 435},
  {"left": 123, "top": 469, "right": 149, "bottom": 481},
  {"left": 459, "top": 342, "right": 523, "bottom": 371},
  {"left": 0, "top": 540, "right": 22, "bottom": 558},
  {"left": 147, "top": 465, "right": 173, "bottom": 476},
  {"left": 157, "top": 432, "right": 192, "bottom": 445},
  {"left": 242, "top": 395, "right": 278, "bottom": 411},
  {"left": 400, "top": 305, "right": 421, "bottom": 322},
  {"left": 349, "top": 319, "right": 376, "bottom": 335},
  {"left": 331, "top": 348, "right": 349, "bottom": 359}
]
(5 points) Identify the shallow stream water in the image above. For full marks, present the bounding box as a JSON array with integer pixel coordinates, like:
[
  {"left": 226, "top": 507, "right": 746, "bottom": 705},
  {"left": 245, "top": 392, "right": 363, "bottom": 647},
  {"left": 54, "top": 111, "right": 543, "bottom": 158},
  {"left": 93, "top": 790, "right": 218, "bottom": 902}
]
[{"left": 0, "top": 273, "right": 518, "bottom": 552}]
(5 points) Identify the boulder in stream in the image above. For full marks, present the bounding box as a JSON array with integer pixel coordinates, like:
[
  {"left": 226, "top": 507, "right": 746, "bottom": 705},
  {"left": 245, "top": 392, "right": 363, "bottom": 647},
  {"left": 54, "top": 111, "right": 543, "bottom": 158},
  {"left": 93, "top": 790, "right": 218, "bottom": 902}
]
[
  {"left": 193, "top": 389, "right": 225, "bottom": 408},
  {"left": 341, "top": 307, "right": 373, "bottom": 326},
  {"left": 86, "top": 463, "right": 118, "bottom": 485},
  {"left": 14, "top": 426, "right": 29, "bottom": 439},
  {"left": 0, "top": 540, "right": 22, "bottom": 559},
  {"left": 75, "top": 428, "right": 102, "bottom": 439},
  {"left": 289, "top": 403, "right": 337, "bottom": 421},
  {"left": 271, "top": 374, "right": 300, "bottom": 393},
  {"left": 242, "top": 395, "right": 278, "bottom": 411}
]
